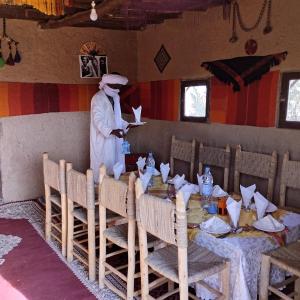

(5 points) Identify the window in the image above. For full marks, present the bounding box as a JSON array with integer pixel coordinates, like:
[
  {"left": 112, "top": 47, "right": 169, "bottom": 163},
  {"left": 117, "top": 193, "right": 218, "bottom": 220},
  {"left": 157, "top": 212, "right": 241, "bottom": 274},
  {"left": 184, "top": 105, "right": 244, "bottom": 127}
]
[
  {"left": 180, "top": 80, "right": 210, "bottom": 122},
  {"left": 279, "top": 72, "right": 300, "bottom": 129}
]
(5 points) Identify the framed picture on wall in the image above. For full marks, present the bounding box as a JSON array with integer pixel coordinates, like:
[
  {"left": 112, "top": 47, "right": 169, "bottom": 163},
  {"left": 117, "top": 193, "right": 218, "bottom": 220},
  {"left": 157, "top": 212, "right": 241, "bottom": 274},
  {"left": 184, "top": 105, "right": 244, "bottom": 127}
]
[{"left": 79, "top": 55, "right": 108, "bottom": 78}]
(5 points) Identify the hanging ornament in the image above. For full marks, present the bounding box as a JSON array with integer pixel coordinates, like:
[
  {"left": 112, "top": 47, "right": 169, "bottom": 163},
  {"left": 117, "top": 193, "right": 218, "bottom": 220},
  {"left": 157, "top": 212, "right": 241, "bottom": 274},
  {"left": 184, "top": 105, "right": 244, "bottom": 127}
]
[
  {"left": 0, "top": 40, "right": 5, "bottom": 68},
  {"left": 6, "top": 41, "right": 14, "bottom": 66},
  {"left": 90, "top": 1, "right": 98, "bottom": 21},
  {"left": 245, "top": 39, "right": 258, "bottom": 55},
  {"left": 14, "top": 42, "right": 21, "bottom": 63}
]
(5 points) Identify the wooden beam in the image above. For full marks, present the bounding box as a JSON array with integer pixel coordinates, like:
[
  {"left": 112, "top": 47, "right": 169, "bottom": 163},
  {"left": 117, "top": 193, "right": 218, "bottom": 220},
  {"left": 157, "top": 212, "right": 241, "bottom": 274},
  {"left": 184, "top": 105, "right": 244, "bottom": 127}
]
[{"left": 40, "top": 0, "right": 123, "bottom": 29}]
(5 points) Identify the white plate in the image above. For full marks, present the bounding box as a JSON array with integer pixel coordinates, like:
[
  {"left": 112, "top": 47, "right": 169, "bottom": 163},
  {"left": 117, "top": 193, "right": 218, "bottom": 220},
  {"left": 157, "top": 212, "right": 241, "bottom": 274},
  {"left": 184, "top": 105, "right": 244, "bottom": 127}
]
[
  {"left": 253, "top": 221, "right": 285, "bottom": 233},
  {"left": 200, "top": 222, "right": 231, "bottom": 235},
  {"left": 129, "top": 122, "right": 146, "bottom": 126}
]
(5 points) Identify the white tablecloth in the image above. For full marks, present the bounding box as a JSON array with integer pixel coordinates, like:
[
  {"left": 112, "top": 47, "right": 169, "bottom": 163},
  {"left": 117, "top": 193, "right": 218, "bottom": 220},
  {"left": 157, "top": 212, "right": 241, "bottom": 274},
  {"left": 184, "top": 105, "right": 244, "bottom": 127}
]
[{"left": 194, "top": 212, "right": 300, "bottom": 300}]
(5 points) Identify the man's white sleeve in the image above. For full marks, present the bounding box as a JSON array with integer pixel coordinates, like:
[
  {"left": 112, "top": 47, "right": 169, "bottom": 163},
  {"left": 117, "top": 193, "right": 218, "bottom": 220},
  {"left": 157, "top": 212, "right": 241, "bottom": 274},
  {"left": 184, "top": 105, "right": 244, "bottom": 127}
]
[{"left": 92, "top": 99, "right": 113, "bottom": 138}]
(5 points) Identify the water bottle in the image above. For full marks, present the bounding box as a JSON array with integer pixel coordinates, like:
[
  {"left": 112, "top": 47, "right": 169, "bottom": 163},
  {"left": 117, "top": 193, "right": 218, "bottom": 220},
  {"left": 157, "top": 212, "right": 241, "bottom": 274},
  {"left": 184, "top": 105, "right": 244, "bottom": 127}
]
[
  {"left": 146, "top": 152, "right": 155, "bottom": 187},
  {"left": 202, "top": 167, "right": 213, "bottom": 205}
]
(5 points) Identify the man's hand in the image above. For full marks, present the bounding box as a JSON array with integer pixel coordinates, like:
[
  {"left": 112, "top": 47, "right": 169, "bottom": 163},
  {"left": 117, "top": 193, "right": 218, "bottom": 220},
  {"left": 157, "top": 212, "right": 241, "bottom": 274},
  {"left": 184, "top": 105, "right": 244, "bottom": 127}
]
[
  {"left": 110, "top": 129, "right": 125, "bottom": 138},
  {"left": 126, "top": 124, "right": 140, "bottom": 130}
]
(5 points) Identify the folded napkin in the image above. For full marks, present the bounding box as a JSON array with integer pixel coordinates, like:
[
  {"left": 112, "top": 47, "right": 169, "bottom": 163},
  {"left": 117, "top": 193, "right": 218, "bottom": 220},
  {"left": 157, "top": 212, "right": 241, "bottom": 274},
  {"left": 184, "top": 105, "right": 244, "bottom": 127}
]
[
  {"left": 240, "top": 184, "right": 256, "bottom": 209},
  {"left": 250, "top": 201, "right": 278, "bottom": 213},
  {"left": 254, "top": 192, "right": 269, "bottom": 219},
  {"left": 139, "top": 171, "right": 152, "bottom": 192},
  {"left": 113, "top": 162, "right": 124, "bottom": 180},
  {"left": 212, "top": 185, "right": 228, "bottom": 198},
  {"left": 281, "top": 212, "right": 300, "bottom": 227},
  {"left": 180, "top": 184, "right": 197, "bottom": 206},
  {"left": 226, "top": 197, "right": 242, "bottom": 228},
  {"left": 132, "top": 106, "right": 142, "bottom": 123},
  {"left": 197, "top": 174, "right": 203, "bottom": 194},
  {"left": 253, "top": 214, "right": 284, "bottom": 232},
  {"left": 172, "top": 174, "right": 186, "bottom": 190},
  {"left": 136, "top": 156, "right": 146, "bottom": 171},
  {"left": 200, "top": 216, "right": 231, "bottom": 234},
  {"left": 160, "top": 162, "right": 170, "bottom": 183}
]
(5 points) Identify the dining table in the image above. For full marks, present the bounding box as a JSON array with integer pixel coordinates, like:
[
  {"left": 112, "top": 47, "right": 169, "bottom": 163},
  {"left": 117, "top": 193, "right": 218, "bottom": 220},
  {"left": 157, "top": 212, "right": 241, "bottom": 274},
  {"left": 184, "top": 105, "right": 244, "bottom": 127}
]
[{"left": 120, "top": 173, "right": 300, "bottom": 300}]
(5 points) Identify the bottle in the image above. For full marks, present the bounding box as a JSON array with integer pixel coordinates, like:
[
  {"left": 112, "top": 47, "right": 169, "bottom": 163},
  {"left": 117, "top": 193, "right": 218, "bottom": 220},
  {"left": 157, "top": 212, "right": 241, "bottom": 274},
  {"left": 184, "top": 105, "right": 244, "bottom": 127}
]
[
  {"left": 146, "top": 152, "right": 155, "bottom": 187},
  {"left": 202, "top": 167, "right": 213, "bottom": 205}
]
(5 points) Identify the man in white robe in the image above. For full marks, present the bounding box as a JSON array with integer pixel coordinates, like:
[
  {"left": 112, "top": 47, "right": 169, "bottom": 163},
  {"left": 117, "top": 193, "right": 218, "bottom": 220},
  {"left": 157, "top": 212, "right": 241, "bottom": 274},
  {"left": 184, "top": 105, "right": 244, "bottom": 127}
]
[{"left": 90, "top": 74, "right": 129, "bottom": 182}]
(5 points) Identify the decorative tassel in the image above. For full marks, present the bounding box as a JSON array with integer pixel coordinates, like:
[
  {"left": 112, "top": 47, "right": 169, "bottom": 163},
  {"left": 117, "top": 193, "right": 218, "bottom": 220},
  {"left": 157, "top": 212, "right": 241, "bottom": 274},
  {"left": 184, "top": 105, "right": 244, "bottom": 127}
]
[
  {"left": 0, "top": 40, "right": 5, "bottom": 68},
  {"left": 6, "top": 42, "right": 14, "bottom": 66},
  {"left": 14, "top": 42, "right": 21, "bottom": 63}
]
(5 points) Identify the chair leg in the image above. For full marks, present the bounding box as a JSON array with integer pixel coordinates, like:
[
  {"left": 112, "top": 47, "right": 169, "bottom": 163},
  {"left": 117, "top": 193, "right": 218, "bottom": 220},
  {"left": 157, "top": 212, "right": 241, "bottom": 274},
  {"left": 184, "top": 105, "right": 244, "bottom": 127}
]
[
  {"left": 99, "top": 206, "right": 106, "bottom": 288},
  {"left": 259, "top": 254, "right": 271, "bottom": 300},
  {"left": 67, "top": 200, "right": 74, "bottom": 263},
  {"left": 61, "top": 194, "right": 67, "bottom": 257},
  {"left": 87, "top": 209, "right": 96, "bottom": 282},
  {"left": 295, "top": 278, "right": 300, "bottom": 300},
  {"left": 221, "top": 261, "right": 230, "bottom": 300},
  {"left": 138, "top": 225, "right": 149, "bottom": 300},
  {"left": 127, "top": 221, "right": 136, "bottom": 300},
  {"left": 45, "top": 190, "right": 51, "bottom": 241},
  {"left": 168, "top": 280, "right": 175, "bottom": 292}
]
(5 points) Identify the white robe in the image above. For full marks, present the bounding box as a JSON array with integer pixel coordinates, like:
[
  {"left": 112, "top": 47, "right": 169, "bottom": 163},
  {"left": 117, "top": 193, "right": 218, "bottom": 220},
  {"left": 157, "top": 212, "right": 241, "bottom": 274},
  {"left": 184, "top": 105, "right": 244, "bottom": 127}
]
[{"left": 90, "top": 89, "right": 128, "bottom": 182}]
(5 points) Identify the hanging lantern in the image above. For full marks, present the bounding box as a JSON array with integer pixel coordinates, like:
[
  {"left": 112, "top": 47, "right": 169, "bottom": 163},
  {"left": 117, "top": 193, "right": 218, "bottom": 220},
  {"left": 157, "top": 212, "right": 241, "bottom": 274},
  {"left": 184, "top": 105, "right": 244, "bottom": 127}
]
[{"left": 14, "top": 42, "right": 21, "bottom": 63}]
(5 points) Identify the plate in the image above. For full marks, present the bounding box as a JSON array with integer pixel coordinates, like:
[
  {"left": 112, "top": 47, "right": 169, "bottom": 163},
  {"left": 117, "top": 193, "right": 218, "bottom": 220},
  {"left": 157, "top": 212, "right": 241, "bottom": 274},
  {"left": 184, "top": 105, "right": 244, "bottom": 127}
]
[
  {"left": 200, "top": 226, "right": 231, "bottom": 235},
  {"left": 252, "top": 222, "right": 285, "bottom": 233},
  {"left": 129, "top": 122, "right": 146, "bottom": 126}
]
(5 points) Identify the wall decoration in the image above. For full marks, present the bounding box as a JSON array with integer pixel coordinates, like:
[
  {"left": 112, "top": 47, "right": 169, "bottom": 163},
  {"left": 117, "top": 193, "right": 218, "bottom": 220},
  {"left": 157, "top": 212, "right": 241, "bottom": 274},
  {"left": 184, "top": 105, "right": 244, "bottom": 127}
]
[
  {"left": 154, "top": 44, "right": 171, "bottom": 73},
  {"left": 79, "top": 55, "right": 108, "bottom": 78},
  {"left": 0, "top": 18, "right": 21, "bottom": 68},
  {"left": 245, "top": 39, "right": 258, "bottom": 55},
  {"left": 228, "top": 0, "right": 273, "bottom": 43},
  {"left": 201, "top": 51, "right": 287, "bottom": 92}
]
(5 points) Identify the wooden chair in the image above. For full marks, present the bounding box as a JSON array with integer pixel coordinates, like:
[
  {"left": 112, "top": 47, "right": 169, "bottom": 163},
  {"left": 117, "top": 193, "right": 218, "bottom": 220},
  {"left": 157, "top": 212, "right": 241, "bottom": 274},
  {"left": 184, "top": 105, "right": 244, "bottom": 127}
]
[
  {"left": 135, "top": 178, "right": 230, "bottom": 300},
  {"left": 260, "top": 241, "right": 300, "bottom": 300},
  {"left": 199, "top": 143, "right": 231, "bottom": 191},
  {"left": 234, "top": 145, "right": 277, "bottom": 201},
  {"left": 279, "top": 152, "right": 300, "bottom": 210},
  {"left": 98, "top": 165, "right": 159, "bottom": 299},
  {"left": 170, "top": 135, "right": 196, "bottom": 182},
  {"left": 66, "top": 164, "right": 96, "bottom": 281},
  {"left": 43, "top": 152, "right": 67, "bottom": 257}
]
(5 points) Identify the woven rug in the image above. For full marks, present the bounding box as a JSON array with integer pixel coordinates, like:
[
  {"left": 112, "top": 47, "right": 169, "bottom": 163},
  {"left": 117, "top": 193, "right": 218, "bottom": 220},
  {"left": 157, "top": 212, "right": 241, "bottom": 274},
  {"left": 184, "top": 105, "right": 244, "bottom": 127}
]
[{"left": 0, "top": 200, "right": 119, "bottom": 300}]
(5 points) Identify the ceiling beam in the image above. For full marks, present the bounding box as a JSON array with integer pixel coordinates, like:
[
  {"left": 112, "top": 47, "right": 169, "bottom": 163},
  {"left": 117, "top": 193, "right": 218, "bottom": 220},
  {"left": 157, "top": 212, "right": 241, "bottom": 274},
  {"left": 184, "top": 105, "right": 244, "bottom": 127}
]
[{"left": 39, "top": 0, "right": 123, "bottom": 29}]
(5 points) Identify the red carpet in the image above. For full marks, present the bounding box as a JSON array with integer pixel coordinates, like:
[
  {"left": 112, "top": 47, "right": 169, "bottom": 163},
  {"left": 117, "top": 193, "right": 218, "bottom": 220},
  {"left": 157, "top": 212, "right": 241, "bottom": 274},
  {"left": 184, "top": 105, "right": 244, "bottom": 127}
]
[{"left": 0, "top": 218, "right": 96, "bottom": 300}]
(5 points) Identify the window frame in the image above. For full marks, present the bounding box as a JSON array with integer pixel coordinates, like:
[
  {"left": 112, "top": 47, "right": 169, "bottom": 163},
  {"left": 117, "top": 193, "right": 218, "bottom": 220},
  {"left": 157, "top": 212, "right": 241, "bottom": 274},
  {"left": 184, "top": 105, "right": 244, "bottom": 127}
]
[
  {"left": 180, "top": 79, "right": 210, "bottom": 123},
  {"left": 279, "top": 72, "right": 300, "bottom": 129}
]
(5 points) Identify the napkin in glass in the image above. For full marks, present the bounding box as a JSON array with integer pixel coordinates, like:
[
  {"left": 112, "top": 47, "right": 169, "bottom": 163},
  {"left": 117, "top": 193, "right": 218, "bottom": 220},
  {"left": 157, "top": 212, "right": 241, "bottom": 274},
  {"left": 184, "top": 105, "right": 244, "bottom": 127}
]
[
  {"left": 139, "top": 171, "right": 152, "bottom": 192},
  {"left": 136, "top": 156, "right": 146, "bottom": 171},
  {"left": 113, "top": 162, "right": 124, "bottom": 180},
  {"left": 160, "top": 162, "right": 170, "bottom": 183},
  {"left": 132, "top": 106, "right": 142, "bottom": 123},
  {"left": 172, "top": 174, "right": 186, "bottom": 190},
  {"left": 197, "top": 174, "right": 203, "bottom": 194},
  {"left": 179, "top": 183, "right": 197, "bottom": 206},
  {"left": 212, "top": 185, "right": 228, "bottom": 198},
  {"left": 240, "top": 184, "right": 256, "bottom": 209},
  {"left": 254, "top": 192, "right": 269, "bottom": 219},
  {"left": 226, "top": 197, "right": 242, "bottom": 228},
  {"left": 200, "top": 216, "right": 231, "bottom": 234}
]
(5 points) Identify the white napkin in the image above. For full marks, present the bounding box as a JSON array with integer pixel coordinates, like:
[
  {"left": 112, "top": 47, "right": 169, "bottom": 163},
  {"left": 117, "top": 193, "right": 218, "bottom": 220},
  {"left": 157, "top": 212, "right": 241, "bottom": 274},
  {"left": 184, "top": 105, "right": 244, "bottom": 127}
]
[
  {"left": 250, "top": 201, "right": 278, "bottom": 213},
  {"left": 212, "top": 185, "right": 228, "bottom": 198},
  {"left": 153, "top": 168, "right": 160, "bottom": 176},
  {"left": 240, "top": 184, "right": 256, "bottom": 209},
  {"left": 113, "top": 162, "right": 124, "bottom": 180},
  {"left": 254, "top": 192, "right": 269, "bottom": 219},
  {"left": 180, "top": 184, "right": 197, "bottom": 206},
  {"left": 253, "top": 214, "right": 284, "bottom": 232},
  {"left": 132, "top": 106, "right": 142, "bottom": 123},
  {"left": 160, "top": 162, "right": 170, "bottom": 183},
  {"left": 197, "top": 174, "right": 203, "bottom": 194},
  {"left": 200, "top": 216, "right": 231, "bottom": 234},
  {"left": 136, "top": 156, "right": 146, "bottom": 170},
  {"left": 139, "top": 171, "right": 152, "bottom": 192},
  {"left": 282, "top": 212, "right": 300, "bottom": 227},
  {"left": 226, "top": 197, "right": 242, "bottom": 228},
  {"left": 172, "top": 174, "right": 186, "bottom": 190}
]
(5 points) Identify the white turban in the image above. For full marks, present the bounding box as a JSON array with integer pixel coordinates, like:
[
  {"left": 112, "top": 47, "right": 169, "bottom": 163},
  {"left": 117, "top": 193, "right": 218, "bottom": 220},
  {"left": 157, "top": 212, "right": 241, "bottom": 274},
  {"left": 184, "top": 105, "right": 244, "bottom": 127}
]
[{"left": 99, "top": 74, "right": 128, "bottom": 90}]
